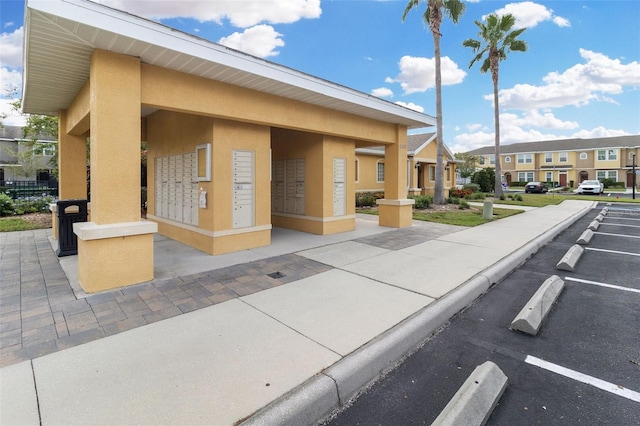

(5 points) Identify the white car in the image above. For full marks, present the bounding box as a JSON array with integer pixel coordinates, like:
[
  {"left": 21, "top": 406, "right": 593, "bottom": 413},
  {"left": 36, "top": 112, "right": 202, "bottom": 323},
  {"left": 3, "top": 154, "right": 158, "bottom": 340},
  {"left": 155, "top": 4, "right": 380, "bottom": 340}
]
[{"left": 577, "top": 180, "right": 604, "bottom": 195}]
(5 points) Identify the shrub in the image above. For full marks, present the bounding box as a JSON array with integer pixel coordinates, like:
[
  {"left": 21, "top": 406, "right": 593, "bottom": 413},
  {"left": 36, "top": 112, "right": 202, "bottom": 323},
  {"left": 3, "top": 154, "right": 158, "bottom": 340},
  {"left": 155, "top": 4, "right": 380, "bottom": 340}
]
[
  {"left": 12, "top": 196, "right": 54, "bottom": 215},
  {"left": 449, "top": 187, "right": 473, "bottom": 199},
  {"left": 462, "top": 183, "right": 481, "bottom": 193},
  {"left": 458, "top": 199, "right": 470, "bottom": 209},
  {"left": 514, "top": 194, "right": 524, "bottom": 201},
  {"left": 465, "top": 192, "right": 486, "bottom": 200},
  {"left": 356, "top": 192, "right": 383, "bottom": 207},
  {"left": 499, "top": 194, "right": 506, "bottom": 201},
  {"left": 472, "top": 169, "right": 492, "bottom": 193},
  {"left": 411, "top": 195, "right": 433, "bottom": 210},
  {"left": 0, "top": 193, "right": 16, "bottom": 216}
]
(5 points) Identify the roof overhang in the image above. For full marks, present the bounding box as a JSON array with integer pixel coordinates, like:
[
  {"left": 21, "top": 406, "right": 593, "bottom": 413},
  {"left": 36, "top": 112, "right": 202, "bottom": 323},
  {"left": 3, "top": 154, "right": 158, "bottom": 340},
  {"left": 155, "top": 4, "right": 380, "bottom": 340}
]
[{"left": 22, "top": 0, "right": 436, "bottom": 130}]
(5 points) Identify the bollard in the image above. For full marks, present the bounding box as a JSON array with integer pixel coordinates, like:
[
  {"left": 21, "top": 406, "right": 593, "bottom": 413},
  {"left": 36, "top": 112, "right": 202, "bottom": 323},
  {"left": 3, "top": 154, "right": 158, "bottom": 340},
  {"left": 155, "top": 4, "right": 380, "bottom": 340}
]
[{"left": 483, "top": 199, "right": 494, "bottom": 220}]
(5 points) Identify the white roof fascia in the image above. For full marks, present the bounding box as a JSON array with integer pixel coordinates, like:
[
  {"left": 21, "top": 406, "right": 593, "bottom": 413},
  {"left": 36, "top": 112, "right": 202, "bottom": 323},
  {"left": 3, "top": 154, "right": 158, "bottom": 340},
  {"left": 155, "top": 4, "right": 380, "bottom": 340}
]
[{"left": 26, "top": 0, "right": 435, "bottom": 128}]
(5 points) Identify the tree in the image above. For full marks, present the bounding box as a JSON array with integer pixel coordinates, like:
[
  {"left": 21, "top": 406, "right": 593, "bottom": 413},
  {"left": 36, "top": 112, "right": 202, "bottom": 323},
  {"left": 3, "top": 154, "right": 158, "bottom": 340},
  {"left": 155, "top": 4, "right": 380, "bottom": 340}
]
[
  {"left": 2, "top": 88, "right": 59, "bottom": 177},
  {"left": 463, "top": 13, "right": 526, "bottom": 197},
  {"left": 454, "top": 152, "right": 479, "bottom": 180},
  {"left": 403, "top": 0, "right": 465, "bottom": 205}
]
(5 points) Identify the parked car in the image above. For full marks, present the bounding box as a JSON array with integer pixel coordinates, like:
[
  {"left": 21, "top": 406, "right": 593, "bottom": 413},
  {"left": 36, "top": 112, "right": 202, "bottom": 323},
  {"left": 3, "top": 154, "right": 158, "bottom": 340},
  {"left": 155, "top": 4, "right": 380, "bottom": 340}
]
[
  {"left": 524, "top": 182, "right": 548, "bottom": 193},
  {"left": 577, "top": 179, "right": 604, "bottom": 195}
]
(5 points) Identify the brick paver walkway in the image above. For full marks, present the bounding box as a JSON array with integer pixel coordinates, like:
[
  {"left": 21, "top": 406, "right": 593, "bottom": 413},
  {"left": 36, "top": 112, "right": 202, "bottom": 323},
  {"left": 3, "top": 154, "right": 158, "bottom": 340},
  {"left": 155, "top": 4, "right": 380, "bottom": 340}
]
[{"left": 0, "top": 223, "right": 461, "bottom": 367}]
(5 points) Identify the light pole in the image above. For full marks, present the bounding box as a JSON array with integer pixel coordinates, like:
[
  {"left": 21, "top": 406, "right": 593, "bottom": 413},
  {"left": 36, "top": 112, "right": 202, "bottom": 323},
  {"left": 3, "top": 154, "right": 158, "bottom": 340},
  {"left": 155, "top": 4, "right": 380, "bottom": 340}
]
[{"left": 632, "top": 154, "right": 636, "bottom": 200}]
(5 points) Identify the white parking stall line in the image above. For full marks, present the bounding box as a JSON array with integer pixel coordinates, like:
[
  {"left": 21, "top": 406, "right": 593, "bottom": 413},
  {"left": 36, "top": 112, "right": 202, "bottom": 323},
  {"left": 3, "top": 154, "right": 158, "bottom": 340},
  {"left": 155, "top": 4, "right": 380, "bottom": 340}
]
[
  {"left": 525, "top": 355, "right": 640, "bottom": 403},
  {"left": 593, "top": 231, "right": 640, "bottom": 239},
  {"left": 603, "top": 217, "right": 640, "bottom": 222},
  {"left": 564, "top": 276, "right": 640, "bottom": 294},
  {"left": 585, "top": 247, "right": 640, "bottom": 257},
  {"left": 599, "top": 222, "right": 640, "bottom": 228}
]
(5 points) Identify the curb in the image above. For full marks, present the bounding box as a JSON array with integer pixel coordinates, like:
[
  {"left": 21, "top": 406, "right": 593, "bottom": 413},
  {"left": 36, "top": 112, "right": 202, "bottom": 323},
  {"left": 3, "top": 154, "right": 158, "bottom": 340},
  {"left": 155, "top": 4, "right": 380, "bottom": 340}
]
[{"left": 240, "top": 203, "right": 595, "bottom": 426}]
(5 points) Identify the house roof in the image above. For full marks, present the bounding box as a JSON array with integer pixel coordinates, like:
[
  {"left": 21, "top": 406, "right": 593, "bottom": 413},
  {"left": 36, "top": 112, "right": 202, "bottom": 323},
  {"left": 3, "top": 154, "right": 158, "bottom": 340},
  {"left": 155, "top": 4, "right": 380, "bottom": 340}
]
[
  {"left": 466, "top": 135, "right": 640, "bottom": 156},
  {"left": 22, "top": 0, "right": 436, "bottom": 131},
  {"left": 0, "top": 125, "right": 56, "bottom": 142},
  {"left": 356, "top": 132, "right": 458, "bottom": 162}
]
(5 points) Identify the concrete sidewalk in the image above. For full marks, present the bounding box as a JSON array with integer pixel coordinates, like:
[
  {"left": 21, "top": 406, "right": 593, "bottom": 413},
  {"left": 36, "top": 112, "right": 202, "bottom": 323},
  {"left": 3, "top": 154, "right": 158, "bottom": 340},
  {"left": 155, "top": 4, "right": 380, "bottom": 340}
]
[{"left": 0, "top": 200, "right": 595, "bottom": 425}]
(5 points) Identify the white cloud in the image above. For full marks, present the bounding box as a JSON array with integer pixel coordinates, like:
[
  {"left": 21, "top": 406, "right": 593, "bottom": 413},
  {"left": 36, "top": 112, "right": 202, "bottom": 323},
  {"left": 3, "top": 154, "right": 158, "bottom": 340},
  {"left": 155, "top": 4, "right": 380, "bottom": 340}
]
[
  {"left": 395, "top": 101, "right": 424, "bottom": 113},
  {"left": 1, "top": 68, "right": 22, "bottom": 93},
  {"left": 219, "top": 25, "right": 284, "bottom": 58},
  {"left": 387, "top": 55, "right": 466, "bottom": 95},
  {"left": 0, "top": 26, "right": 23, "bottom": 69},
  {"left": 371, "top": 87, "right": 393, "bottom": 98},
  {"left": 570, "top": 126, "right": 630, "bottom": 139},
  {"left": 489, "top": 1, "right": 569, "bottom": 29},
  {"left": 96, "top": 0, "right": 321, "bottom": 28},
  {"left": 496, "top": 49, "right": 640, "bottom": 110}
]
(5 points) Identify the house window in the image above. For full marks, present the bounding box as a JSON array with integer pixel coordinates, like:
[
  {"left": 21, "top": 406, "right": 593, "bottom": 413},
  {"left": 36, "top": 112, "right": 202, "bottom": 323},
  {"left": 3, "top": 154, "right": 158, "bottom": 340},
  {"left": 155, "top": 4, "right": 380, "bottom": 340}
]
[
  {"left": 505, "top": 156, "right": 511, "bottom": 163},
  {"left": 354, "top": 158, "right": 359, "bottom": 183},
  {"left": 596, "top": 170, "right": 617, "bottom": 181},
  {"left": 597, "top": 149, "right": 617, "bottom": 161},
  {"left": 580, "top": 152, "right": 588, "bottom": 160},
  {"left": 376, "top": 161, "right": 385, "bottom": 183},
  {"left": 544, "top": 153, "right": 553, "bottom": 163},
  {"left": 630, "top": 152, "right": 637, "bottom": 160},
  {"left": 429, "top": 165, "right": 436, "bottom": 181},
  {"left": 517, "top": 154, "right": 533, "bottom": 164},
  {"left": 518, "top": 172, "right": 534, "bottom": 182},
  {"left": 479, "top": 157, "right": 485, "bottom": 165},
  {"left": 545, "top": 172, "right": 553, "bottom": 182},
  {"left": 559, "top": 152, "right": 568, "bottom": 162},
  {"left": 489, "top": 155, "right": 495, "bottom": 165}
]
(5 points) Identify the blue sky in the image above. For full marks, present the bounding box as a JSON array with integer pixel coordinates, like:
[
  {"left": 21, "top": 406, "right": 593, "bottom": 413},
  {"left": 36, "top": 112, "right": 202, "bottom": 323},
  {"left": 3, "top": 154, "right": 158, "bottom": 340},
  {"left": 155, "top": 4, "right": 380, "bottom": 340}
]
[{"left": 1, "top": 0, "right": 639, "bottom": 153}]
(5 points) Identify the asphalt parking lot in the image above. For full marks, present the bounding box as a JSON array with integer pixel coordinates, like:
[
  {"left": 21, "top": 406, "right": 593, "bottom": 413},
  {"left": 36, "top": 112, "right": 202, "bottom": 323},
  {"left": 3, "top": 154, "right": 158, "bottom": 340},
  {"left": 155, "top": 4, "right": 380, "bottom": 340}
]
[{"left": 325, "top": 203, "right": 640, "bottom": 425}]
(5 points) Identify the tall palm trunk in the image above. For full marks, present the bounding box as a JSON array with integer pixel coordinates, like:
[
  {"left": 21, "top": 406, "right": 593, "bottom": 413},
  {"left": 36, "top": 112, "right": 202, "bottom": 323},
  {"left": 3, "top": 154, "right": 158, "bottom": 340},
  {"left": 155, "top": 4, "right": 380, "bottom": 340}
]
[
  {"left": 490, "top": 51, "right": 503, "bottom": 197},
  {"left": 431, "top": 7, "right": 445, "bottom": 205}
]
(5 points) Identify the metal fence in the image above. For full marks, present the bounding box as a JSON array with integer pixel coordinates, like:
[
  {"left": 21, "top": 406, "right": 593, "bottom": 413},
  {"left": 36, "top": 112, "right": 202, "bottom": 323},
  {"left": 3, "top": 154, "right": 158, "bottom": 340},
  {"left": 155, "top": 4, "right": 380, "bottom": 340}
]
[{"left": 1, "top": 180, "right": 59, "bottom": 199}]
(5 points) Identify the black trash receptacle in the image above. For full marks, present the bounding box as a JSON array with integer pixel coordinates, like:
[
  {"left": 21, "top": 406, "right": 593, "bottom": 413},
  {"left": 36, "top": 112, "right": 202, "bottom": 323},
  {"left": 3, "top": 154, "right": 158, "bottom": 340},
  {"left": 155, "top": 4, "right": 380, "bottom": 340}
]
[{"left": 57, "top": 199, "right": 88, "bottom": 257}]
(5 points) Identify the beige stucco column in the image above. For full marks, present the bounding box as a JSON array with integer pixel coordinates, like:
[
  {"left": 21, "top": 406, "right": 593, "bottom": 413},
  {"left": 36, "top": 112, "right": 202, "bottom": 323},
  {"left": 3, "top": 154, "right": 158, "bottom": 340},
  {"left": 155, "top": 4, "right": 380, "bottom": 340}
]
[
  {"left": 377, "top": 127, "right": 414, "bottom": 228},
  {"left": 51, "top": 110, "right": 88, "bottom": 238},
  {"left": 74, "top": 49, "right": 157, "bottom": 292}
]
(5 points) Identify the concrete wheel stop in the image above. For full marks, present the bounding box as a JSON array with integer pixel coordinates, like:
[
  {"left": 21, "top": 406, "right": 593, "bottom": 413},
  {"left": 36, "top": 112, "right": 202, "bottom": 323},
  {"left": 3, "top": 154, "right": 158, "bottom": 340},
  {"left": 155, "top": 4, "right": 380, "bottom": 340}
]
[
  {"left": 556, "top": 244, "right": 584, "bottom": 271},
  {"left": 431, "top": 361, "right": 508, "bottom": 426},
  {"left": 510, "top": 275, "right": 564, "bottom": 335},
  {"left": 587, "top": 220, "right": 600, "bottom": 231},
  {"left": 576, "top": 229, "right": 594, "bottom": 245}
]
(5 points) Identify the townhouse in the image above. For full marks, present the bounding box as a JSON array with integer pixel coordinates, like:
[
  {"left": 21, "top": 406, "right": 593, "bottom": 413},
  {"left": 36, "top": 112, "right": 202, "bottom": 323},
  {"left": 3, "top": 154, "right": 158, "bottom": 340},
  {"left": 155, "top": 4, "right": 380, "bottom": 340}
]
[{"left": 466, "top": 135, "right": 640, "bottom": 188}]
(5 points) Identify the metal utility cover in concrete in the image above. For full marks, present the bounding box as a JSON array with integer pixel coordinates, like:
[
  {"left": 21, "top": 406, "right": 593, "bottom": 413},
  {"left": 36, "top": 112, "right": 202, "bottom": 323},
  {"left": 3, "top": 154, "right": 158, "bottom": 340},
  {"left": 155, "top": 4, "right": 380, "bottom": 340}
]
[
  {"left": 431, "top": 361, "right": 508, "bottom": 426},
  {"left": 511, "top": 275, "right": 565, "bottom": 335}
]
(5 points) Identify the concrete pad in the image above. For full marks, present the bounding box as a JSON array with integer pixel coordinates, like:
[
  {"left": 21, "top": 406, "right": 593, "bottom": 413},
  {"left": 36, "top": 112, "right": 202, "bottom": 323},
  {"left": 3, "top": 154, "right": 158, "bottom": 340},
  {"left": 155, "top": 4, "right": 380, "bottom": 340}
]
[
  {"left": 323, "top": 275, "right": 492, "bottom": 405},
  {"left": 588, "top": 220, "right": 600, "bottom": 231},
  {"left": 242, "top": 269, "right": 433, "bottom": 356},
  {"left": 400, "top": 239, "right": 508, "bottom": 268},
  {"left": 0, "top": 361, "right": 40, "bottom": 426},
  {"left": 342, "top": 251, "right": 483, "bottom": 299},
  {"left": 32, "top": 299, "right": 340, "bottom": 426},
  {"left": 432, "top": 361, "right": 508, "bottom": 426},
  {"left": 556, "top": 244, "right": 584, "bottom": 272},
  {"left": 577, "top": 229, "right": 594, "bottom": 245},
  {"left": 297, "top": 241, "right": 389, "bottom": 267},
  {"left": 511, "top": 275, "right": 565, "bottom": 335}
]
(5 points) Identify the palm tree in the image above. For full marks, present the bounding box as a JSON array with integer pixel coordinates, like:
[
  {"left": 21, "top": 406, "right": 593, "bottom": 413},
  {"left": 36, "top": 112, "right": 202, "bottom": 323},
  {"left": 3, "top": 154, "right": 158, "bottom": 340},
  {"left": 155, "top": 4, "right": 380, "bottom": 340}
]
[
  {"left": 463, "top": 13, "right": 526, "bottom": 197},
  {"left": 403, "top": 0, "right": 465, "bottom": 205}
]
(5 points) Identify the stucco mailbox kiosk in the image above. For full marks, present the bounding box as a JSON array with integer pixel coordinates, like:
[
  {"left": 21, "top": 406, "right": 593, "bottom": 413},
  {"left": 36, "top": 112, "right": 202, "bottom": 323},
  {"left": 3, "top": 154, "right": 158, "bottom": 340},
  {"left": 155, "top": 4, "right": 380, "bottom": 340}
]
[{"left": 22, "top": 0, "right": 435, "bottom": 293}]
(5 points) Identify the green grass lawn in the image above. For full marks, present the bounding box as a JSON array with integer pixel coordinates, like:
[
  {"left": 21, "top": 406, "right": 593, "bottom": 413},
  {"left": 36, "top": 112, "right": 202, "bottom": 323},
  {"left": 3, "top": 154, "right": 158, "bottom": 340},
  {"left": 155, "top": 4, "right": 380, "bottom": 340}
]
[
  {"left": 0, "top": 217, "right": 43, "bottom": 232},
  {"left": 496, "top": 193, "right": 640, "bottom": 207},
  {"left": 357, "top": 207, "right": 522, "bottom": 227}
]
